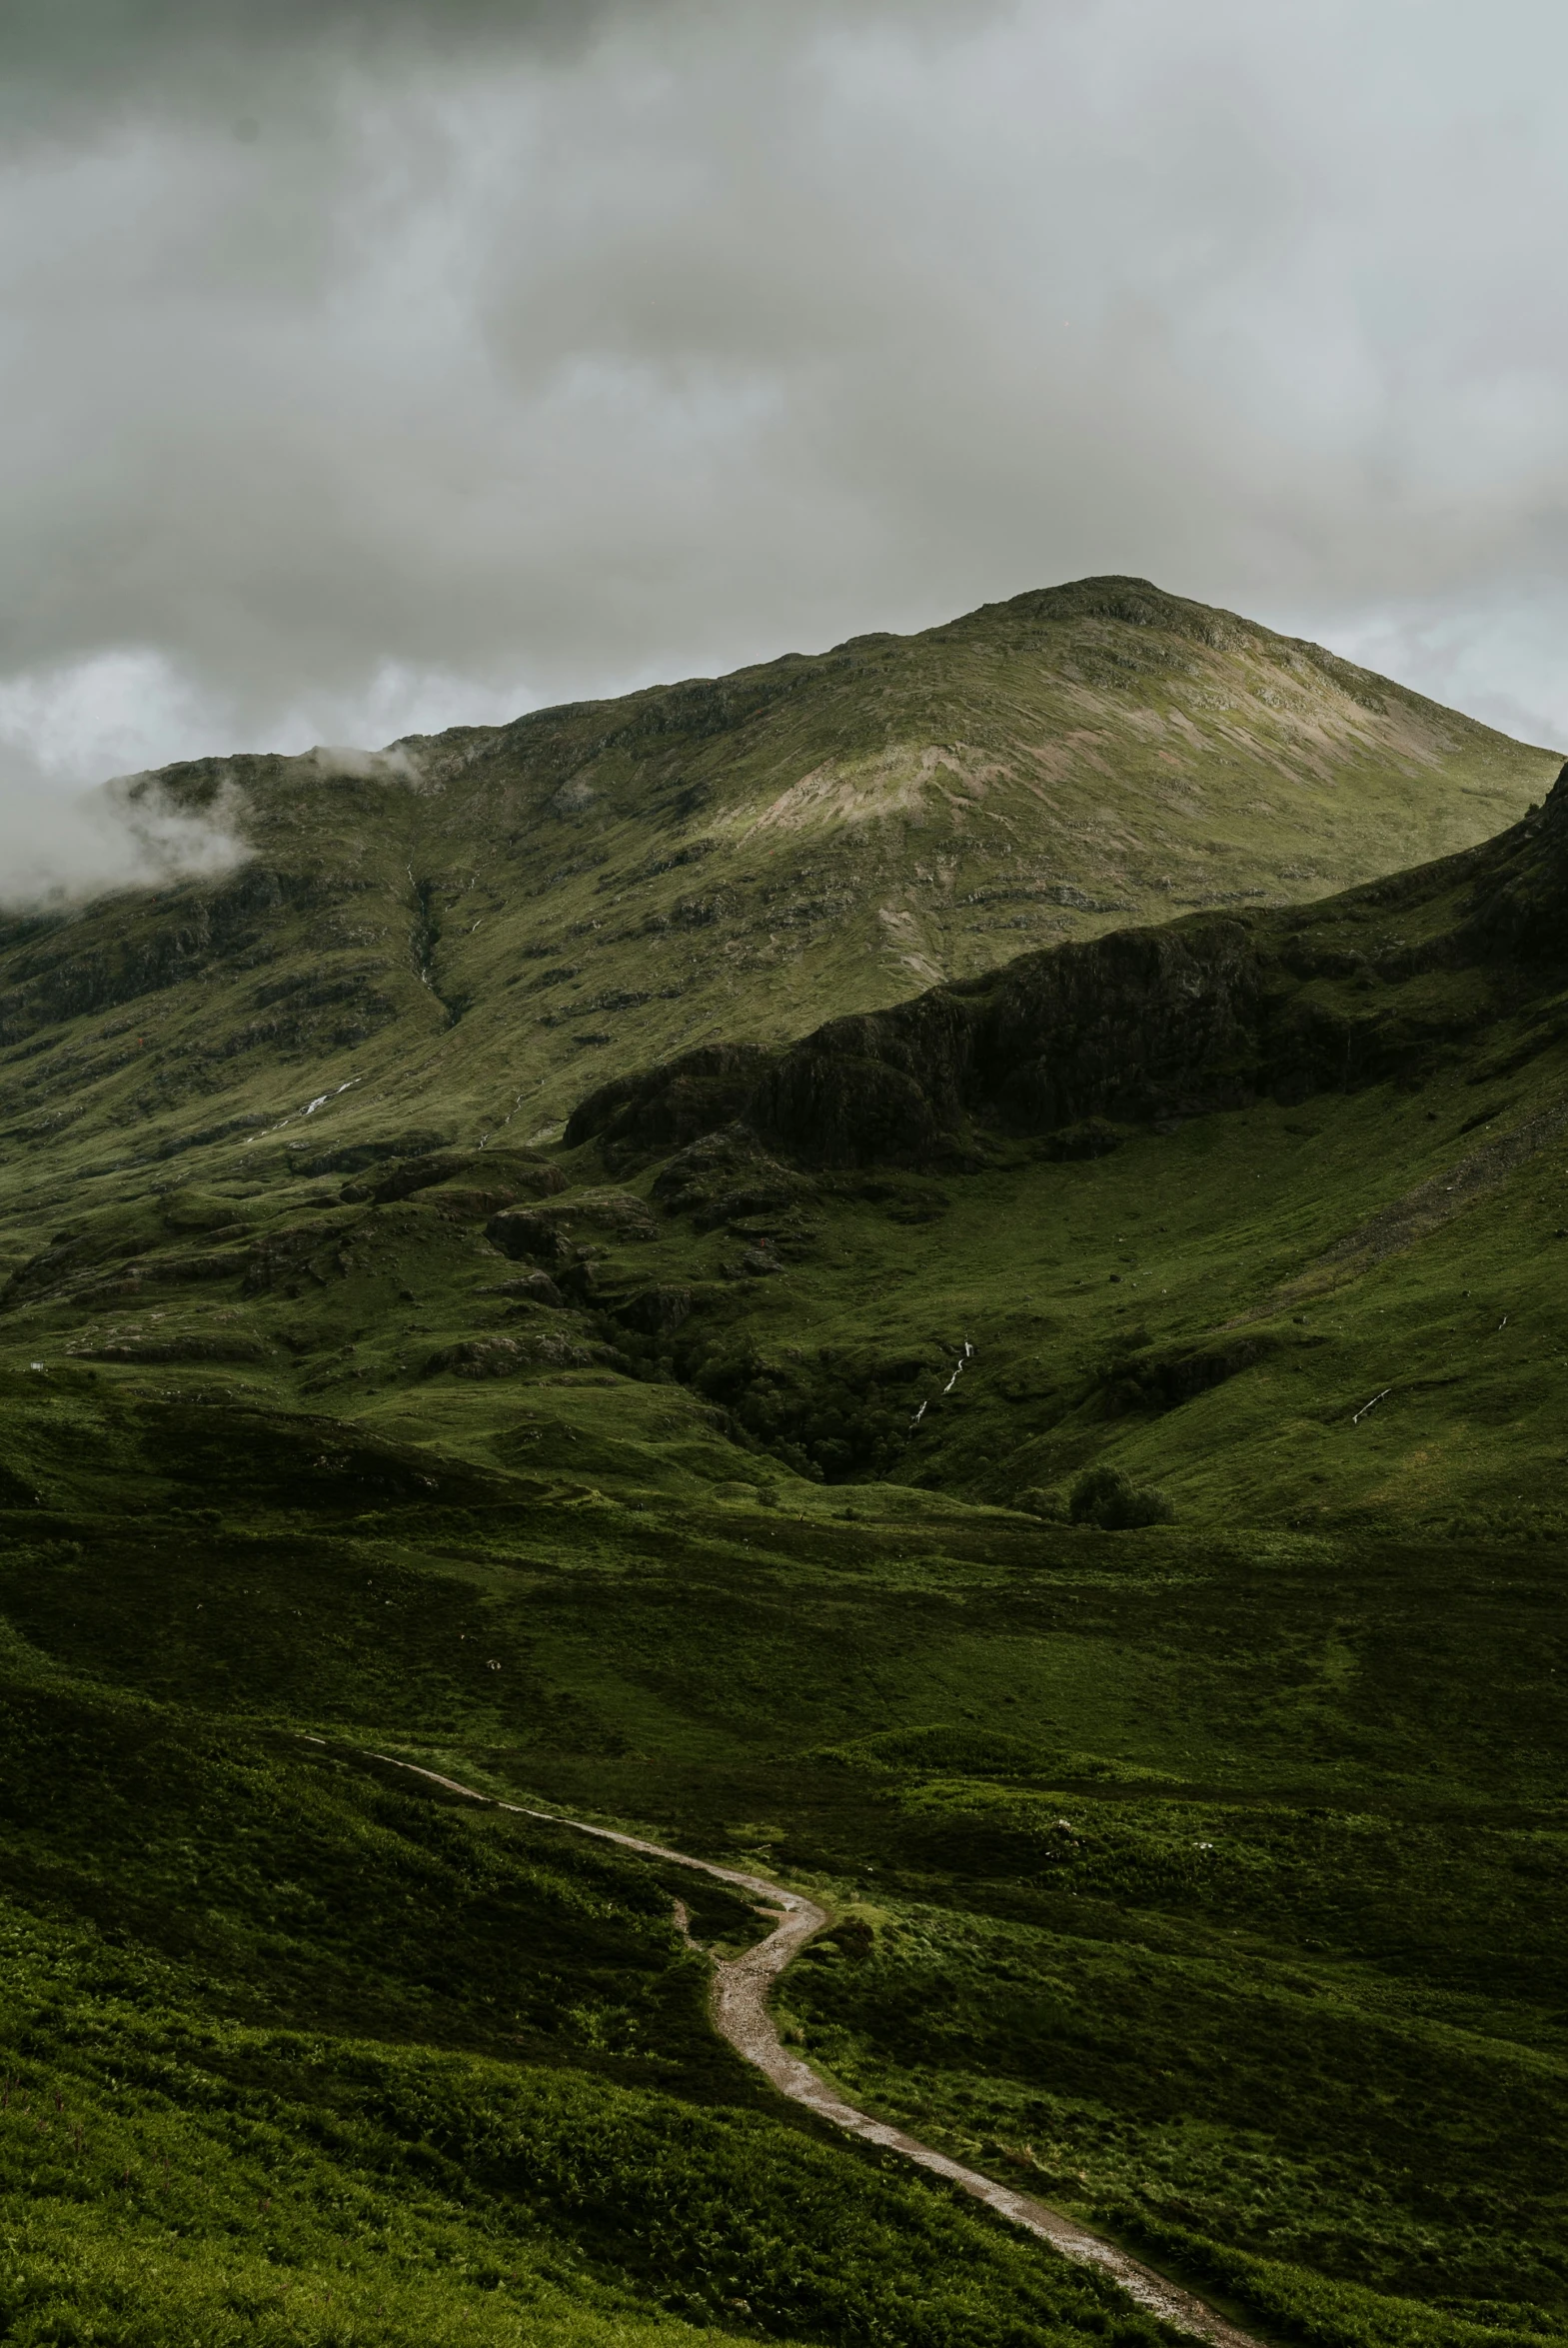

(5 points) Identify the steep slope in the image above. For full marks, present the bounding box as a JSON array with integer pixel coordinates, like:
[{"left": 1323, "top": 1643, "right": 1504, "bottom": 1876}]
[
  {"left": 565, "top": 757, "right": 1568, "bottom": 1173},
  {"left": 0, "top": 576, "right": 1552, "bottom": 1231},
  {"left": 545, "top": 758, "right": 1568, "bottom": 1528},
  {"left": 7, "top": 737, "right": 1568, "bottom": 1536}
]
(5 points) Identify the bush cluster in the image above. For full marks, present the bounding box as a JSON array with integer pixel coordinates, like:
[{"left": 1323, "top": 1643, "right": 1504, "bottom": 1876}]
[
  {"left": 683, "top": 1340, "right": 917, "bottom": 1481},
  {"left": 1067, "top": 1464, "right": 1175, "bottom": 1529}
]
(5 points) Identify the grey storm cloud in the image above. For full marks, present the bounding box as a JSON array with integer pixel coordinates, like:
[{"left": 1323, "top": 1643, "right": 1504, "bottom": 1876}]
[
  {"left": 0, "top": 0, "right": 629, "bottom": 118},
  {"left": 3, "top": 0, "right": 1568, "bottom": 898}
]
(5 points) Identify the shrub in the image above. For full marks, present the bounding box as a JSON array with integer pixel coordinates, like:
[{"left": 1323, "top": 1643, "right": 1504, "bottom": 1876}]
[{"left": 1068, "top": 1464, "right": 1175, "bottom": 1529}]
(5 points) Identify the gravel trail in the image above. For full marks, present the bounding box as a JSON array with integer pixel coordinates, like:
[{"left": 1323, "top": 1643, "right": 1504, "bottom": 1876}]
[{"left": 369, "top": 1752, "right": 1262, "bottom": 2348}]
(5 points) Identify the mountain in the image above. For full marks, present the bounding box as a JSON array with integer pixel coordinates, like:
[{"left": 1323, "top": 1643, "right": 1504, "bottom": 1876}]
[
  {"left": 4, "top": 604, "right": 1564, "bottom": 1532},
  {"left": 0, "top": 583, "right": 1564, "bottom": 2348},
  {"left": 0, "top": 576, "right": 1551, "bottom": 1212}
]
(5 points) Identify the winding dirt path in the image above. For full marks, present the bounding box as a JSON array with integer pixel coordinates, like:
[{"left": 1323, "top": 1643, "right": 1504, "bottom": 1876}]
[{"left": 369, "top": 1752, "right": 1261, "bottom": 2348}]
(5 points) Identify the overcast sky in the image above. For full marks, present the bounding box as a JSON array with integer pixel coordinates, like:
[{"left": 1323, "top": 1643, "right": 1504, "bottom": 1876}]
[{"left": 5, "top": 0, "right": 1568, "bottom": 892}]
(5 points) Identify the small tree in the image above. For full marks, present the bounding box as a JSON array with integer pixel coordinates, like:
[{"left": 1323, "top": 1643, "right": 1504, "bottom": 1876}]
[{"left": 1068, "top": 1464, "right": 1174, "bottom": 1530}]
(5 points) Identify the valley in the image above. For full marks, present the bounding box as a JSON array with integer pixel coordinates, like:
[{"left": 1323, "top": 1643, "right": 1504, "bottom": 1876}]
[{"left": 0, "top": 582, "right": 1564, "bottom": 2348}]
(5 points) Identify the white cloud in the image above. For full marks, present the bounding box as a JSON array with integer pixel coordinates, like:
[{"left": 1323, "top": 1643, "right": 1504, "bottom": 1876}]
[
  {"left": 0, "top": 651, "right": 215, "bottom": 781},
  {"left": 0, "top": 752, "right": 248, "bottom": 909}
]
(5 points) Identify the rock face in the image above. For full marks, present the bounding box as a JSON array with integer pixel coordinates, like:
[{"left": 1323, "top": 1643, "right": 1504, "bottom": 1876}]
[
  {"left": 568, "top": 766, "right": 1568, "bottom": 1171},
  {"left": 567, "top": 1047, "right": 774, "bottom": 1168}
]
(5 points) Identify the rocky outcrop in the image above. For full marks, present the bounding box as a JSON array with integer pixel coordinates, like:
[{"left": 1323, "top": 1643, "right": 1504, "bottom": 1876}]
[
  {"left": 564, "top": 1044, "right": 775, "bottom": 1166},
  {"left": 613, "top": 1283, "right": 695, "bottom": 1336},
  {"left": 291, "top": 1130, "right": 452, "bottom": 1175},
  {"left": 563, "top": 915, "right": 1296, "bottom": 1169},
  {"left": 486, "top": 1188, "right": 658, "bottom": 1261},
  {"left": 0, "top": 866, "right": 348, "bottom": 1048},
  {"left": 69, "top": 1333, "right": 268, "bottom": 1363},
  {"left": 650, "top": 1129, "right": 811, "bottom": 1227},
  {"left": 342, "top": 1147, "right": 567, "bottom": 1206}
]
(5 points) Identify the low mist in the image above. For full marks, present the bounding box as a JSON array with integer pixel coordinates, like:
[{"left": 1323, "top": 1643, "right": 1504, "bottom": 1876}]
[{"left": 0, "top": 755, "right": 249, "bottom": 912}]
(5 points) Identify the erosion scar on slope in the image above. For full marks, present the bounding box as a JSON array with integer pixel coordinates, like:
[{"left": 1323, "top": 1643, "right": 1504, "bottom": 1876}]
[{"left": 365, "top": 1750, "right": 1263, "bottom": 2348}]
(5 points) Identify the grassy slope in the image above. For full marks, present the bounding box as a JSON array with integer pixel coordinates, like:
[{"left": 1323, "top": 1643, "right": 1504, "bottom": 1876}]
[
  {"left": 0, "top": 586, "right": 1564, "bottom": 2346},
  {"left": 0, "top": 1420, "right": 1561, "bottom": 2347},
  {"left": 11, "top": 782, "right": 1568, "bottom": 1532},
  {"left": 0, "top": 1657, "right": 1157, "bottom": 2348},
  {"left": 0, "top": 577, "right": 1553, "bottom": 1213},
  {"left": 553, "top": 1055, "right": 1568, "bottom": 1534}
]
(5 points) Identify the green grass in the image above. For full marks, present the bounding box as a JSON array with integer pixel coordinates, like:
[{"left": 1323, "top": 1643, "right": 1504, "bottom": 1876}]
[
  {"left": 0, "top": 1418, "right": 1561, "bottom": 2343},
  {"left": 0, "top": 588, "right": 1564, "bottom": 2345},
  {"left": 0, "top": 1667, "right": 1173, "bottom": 2348},
  {"left": 2, "top": 1019, "right": 1567, "bottom": 2340}
]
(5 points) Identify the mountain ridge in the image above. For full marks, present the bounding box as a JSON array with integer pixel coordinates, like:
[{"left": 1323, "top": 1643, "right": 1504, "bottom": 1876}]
[
  {"left": 0, "top": 576, "right": 1552, "bottom": 1219},
  {"left": 566, "top": 757, "right": 1568, "bottom": 1175}
]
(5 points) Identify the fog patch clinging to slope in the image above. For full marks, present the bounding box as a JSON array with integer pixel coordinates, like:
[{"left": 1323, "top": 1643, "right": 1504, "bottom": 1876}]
[{"left": 0, "top": 757, "right": 248, "bottom": 911}]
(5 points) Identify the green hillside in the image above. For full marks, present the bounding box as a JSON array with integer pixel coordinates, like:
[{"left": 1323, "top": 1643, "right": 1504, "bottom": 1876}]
[
  {"left": 0, "top": 1390, "right": 1562, "bottom": 2347},
  {"left": 551, "top": 745, "right": 1568, "bottom": 1532},
  {"left": 0, "top": 576, "right": 1552, "bottom": 1208},
  {"left": 0, "top": 585, "right": 1564, "bottom": 2348}
]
